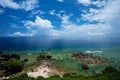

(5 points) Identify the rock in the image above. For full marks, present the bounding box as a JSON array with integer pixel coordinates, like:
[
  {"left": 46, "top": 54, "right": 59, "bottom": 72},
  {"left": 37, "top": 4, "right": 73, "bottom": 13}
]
[
  {"left": 1, "top": 54, "right": 10, "bottom": 60},
  {"left": 24, "top": 59, "right": 29, "bottom": 62},
  {"left": 94, "top": 71, "right": 102, "bottom": 75},
  {"left": 81, "top": 63, "right": 89, "bottom": 70},
  {"left": 46, "top": 55, "right": 52, "bottom": 59},
  {"left": 0, "top": 51, "right": 3, "bottom": 55}
]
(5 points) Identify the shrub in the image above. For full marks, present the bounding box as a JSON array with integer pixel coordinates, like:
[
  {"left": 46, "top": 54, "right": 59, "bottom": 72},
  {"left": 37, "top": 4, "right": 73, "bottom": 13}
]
[
  {"left": 38, "top": 52, "right": 46, "bottom": 58},
  {"left": 3, "top": 60, "right": 23, "bottom": 76},
  {"left": 103, "top": 66, "right": 118, "bottom": 73},
  {"left": 11, "top": 54, "right": 20, "bottom": 60}
]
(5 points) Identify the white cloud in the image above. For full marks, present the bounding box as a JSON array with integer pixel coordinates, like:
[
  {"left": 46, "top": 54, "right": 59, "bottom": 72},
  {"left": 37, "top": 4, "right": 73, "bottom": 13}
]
[
  {"left": 35, "top": 16, "right": 54, "bottom": 28},
  {"left": 49, "top": 10, "right": 56, "bottom": 15},
  {"left": 0, "top": 0, "right": 19, "bottom": 9},
  {"left": 10, "top": 16, "right": 55, "bottom": 37},
  {"left": 58, "top": 23, "right": 110, "bottom": 39},
  {"left": 31, "top": 10, "right": 45, "bottom": 16},
  {"left": 24, "top": 21, "right": 35, "bottom": 29},
  {"left": 20, "top": 0, "right": 38, "bottom": 11},
  {"left": 24, "top": 16, "right": 54, "bottom": 29},
  {"left": 49, "top": 10, "right": 61, "bottom": 18},
  {"left": 49, "top": 10, "right": 67, "bottom": 18},
  {"left": 81, "top": 0, "right": 120, "bottom": 31},
  {"left": 92, "top": 0, "right": 106, "bottom": 7},
  {"left": 61, "top": 15, "right": 71, "bottom": 25},
  {"left": 0, "top": 0, "right": 38, "bottom": 11},
  {"left": 20, "top": 12, "right": 110, "bottom": 38},
  {"left": 57, "top": 0, "right": 64, "bottom": 2},
  {"left": 49, "top": 13, "right": 110, "bottom": 39},
  {"left": 80, "top": 0, "right": 120, "bottom": 38},
  {"left": 82, "top": 0, "right": 120, "bottom": 23},
  {"left": 77, "top": 0, "right": 91, "bottom": 6},
  {"left": 20, "top": 16, "right": 55, "bottom": 37},
  {"left": 8, "top": 0, "right": 120, "bottom": 39},
  {"left": 10, "top": 23, "right": 18, "bottom": 28},
  {"left": 9, "top": 32, "right": 34, "bottom": 37},
  {"left": 10, "top": 14, "right": 110, "bottom": 38}
]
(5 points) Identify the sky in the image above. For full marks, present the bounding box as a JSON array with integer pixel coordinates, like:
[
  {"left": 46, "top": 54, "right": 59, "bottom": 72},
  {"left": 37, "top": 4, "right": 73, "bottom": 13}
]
[{"left": 0, "top": 0, "right": 120, "bottom": 40}]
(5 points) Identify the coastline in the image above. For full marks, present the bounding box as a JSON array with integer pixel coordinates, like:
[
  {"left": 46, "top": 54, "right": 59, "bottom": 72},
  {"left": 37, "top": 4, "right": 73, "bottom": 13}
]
[{"left": 0, "top": 49, "right": 120, "bottom": 79}]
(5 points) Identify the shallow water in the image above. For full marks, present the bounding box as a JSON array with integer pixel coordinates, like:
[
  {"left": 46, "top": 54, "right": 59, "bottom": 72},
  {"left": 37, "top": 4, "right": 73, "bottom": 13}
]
[{"left": 0, "top": 37, "right": 120, "bottom": 74}]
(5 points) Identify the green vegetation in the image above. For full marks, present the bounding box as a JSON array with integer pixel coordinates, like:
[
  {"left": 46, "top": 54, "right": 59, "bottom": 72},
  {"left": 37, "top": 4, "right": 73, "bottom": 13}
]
[
  {"left": 1, "top": 50, "right": 120, "bottom": 80},
  {"left": 38, "top": 52, "right": 46, "bottom": 59},
  {"left": 6, "top": 66, "right": 120, "bottom": 80},
  {"left": 3, "top": 60, "right": 22, "bottom": 66},
  {"left": 37, "top": 51, "right": 52, "bottom": 60},
  {"left": 0, "top": 54, "right": 23, "bottom": 76},
  {"left": 3, "top": 60, "right": 23, "bottom": 76},
  {"left": 103, "top": 66, "right": 118, "bottom": 73},
  {"left": 11, "top": 54, "right": 20, "bottom": 60}
]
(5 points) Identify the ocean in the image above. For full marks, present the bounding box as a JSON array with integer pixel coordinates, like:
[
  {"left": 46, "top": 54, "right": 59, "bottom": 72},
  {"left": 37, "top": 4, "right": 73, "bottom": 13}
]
[
  {"left": 0, "top": 37, "right": 120, "bottom": 61},
  {"left": 0, "top": 37, "right": 120, "bottom": 51},
  {"left": 0, "top": 37, "right": 120, "bottom": 73}
]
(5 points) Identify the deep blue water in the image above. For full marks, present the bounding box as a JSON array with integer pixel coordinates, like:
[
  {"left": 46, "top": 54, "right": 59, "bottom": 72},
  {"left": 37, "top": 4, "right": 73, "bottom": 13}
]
[
  {"left": 0, "top": 37, "right": 120, "bottom": 52},
  {"left": 0, "top": 37, "right": 120, "bottom": 67}
]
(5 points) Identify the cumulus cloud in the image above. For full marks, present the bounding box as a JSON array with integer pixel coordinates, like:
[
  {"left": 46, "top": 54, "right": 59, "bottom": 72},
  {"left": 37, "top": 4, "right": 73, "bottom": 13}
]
[
  {"left": 80, "top": 0, "right": 120, "bottom": 38},
  {"left": 35, "top": 16, "right": 54, "bottom": 28},
  {"left": 9, "top": 0, "right": 120, "bottom": 39},
  {"left": 0, "top": 0, "right": 38, "bottom": 11},
  {"left": 48, "top": 13, "right": 110, "bottom": 39},
  {"left": 18, "top": 16, "right": 55, "bottom": 37},
  {"left": 11, "top": 14, "right": 110, "bottom": 39},
  {"left": 58, "top": 22, "right": 110, "bottom": 39},
  {"left": 9, "top": 32, "right": 34, "bottom": 37},
  {"left": 77, "top": 0, "right": 91, "bottom": 6},
  {"left": 10, "top": 16, "right": 55, "bottom": 37},
  {"left": 25, "top": 16, "right": 54, "bottom": 29}
]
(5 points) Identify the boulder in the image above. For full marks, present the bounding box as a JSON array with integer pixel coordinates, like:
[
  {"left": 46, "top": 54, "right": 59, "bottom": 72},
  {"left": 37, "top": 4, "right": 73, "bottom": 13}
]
[{"left": 81, "top": 63, "right": 89, "bottom": 70}]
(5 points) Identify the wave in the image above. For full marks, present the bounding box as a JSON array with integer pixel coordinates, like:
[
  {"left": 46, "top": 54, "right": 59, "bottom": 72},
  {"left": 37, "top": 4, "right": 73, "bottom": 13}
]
[{"left": 85, "top": 51, "right": 103, "bottom": 53}]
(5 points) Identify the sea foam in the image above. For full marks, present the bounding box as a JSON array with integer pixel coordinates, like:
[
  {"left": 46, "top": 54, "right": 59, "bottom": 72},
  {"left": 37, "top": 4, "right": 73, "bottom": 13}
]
[{"left": 85, "top": 51, "right": 103, "bottom": 53}]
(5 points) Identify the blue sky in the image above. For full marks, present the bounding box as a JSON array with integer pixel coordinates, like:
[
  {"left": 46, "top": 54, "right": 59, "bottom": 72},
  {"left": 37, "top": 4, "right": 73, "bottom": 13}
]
[{"left": 0, "top": 0, "right": 120, "bottom": 39}]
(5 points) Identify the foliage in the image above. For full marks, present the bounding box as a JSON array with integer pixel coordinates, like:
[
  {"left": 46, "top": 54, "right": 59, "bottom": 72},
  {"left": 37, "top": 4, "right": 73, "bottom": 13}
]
[
  {"left": 38, "top": 52, "right": 46, "bottom": 59},
  {"left": 3, "top": 59, "right": 22, "bottom": 67},
  {"left": 2, "top": 60, "right": 23, "bottom": 76},
  {"left": 103, "top": 66, "right": 118, "bottom": 73},
  {"left": 7, "top": 71, "right": 120, "bottom": 80},
  {"left": 11, "top": 54, "right": 20, "bottom": 60}
]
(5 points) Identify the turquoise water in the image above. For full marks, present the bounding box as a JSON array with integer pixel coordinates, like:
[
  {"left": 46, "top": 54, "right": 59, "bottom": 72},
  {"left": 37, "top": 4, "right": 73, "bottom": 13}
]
[{"left": 0, "top": 37, "right": 120, "bottom": 74}]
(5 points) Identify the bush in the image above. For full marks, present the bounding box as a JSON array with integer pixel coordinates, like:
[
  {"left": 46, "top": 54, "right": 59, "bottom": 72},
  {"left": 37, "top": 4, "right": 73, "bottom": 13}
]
[
  {"left": 103, "top": 66, "right": 118, "bottom": 73},
  {"left": 38, "top": 52, "right": 46, "bottom": 58},
  {"left": 3, "top": 60, "right": 23, "bottom": 76},
  {"left": 11, "top": 54, "right": 20, "bottom": 60},
  {"left": 37, "top": 52, "right": 47, "bottom": 61}
]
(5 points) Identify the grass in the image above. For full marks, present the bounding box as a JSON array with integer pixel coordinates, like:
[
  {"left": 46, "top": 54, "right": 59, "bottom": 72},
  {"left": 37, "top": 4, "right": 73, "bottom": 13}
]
[{"left": 7, "top": 71, "right": 120, "bottom": 80}]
